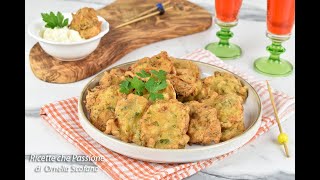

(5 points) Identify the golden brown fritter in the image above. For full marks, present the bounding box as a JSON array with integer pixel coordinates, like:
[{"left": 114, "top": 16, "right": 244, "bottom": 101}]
[
  {"left": 124, "top": 70, "right": 137, "bottom": 79},
  {"left": 69, "top": 7, "right": 102, "bottom": 39},
  {"left": 169, "top": 75, "right": 202, "bottom": 101},
  {"left": 205, "top": 94, "right": 244, "bottom": 129},
  {"left": 186, "top": 101, "right": 221, "bottom": 145},
  {"left": 182, "top": 80, "right": 218, "bottom": 102},
  {"left": 168, "top": 60, "right": 202, "bottom": 101},
  {"left": 99, "top": 68, "right": 126, "bottom": 87},
  {"left": 104, "top": 119, "right": 120, "bottom": 138},
  {"left": 203, "top": 71, "right": 248, "bottom": 102},
  {"left": 221, "top": 121, "right": 245, "bottom": 141},
  {"left": 199, "top": 90, "right": 219, "bottom": 105},
  {"left": 173, "top": 59, "right": 200, "bottom": 79},
  {"left": 85, "top": 85, "right": 126, "bottom": 131},
  {"left": 198, "top": 91, "right": 245, "bottom": 141},
  {"left": 91, "top": 108, "right": 116, "bottom": 132},
  {"left": 139, "top": 100, "right": 190, "bottom": 149},
  {"left": 114, "top": 94, "right": 149, "bottom": 143},
  {"left": 128, "top": 51, "right": 176, "bottom": 75}
]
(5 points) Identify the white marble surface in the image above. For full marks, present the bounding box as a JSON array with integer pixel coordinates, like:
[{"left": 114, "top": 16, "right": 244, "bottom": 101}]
[{"left": 25, "top": 0, "right": 295, "bottom": 179}]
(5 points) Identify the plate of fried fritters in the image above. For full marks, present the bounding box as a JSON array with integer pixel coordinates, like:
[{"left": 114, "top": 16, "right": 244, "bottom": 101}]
[{"left": 78, "top": 51, "right": 262, "bottom": 163}]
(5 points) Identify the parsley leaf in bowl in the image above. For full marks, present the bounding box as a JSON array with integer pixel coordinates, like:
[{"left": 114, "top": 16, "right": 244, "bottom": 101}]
[{"left": 41, "top": 11, "right": 69, "bottom": 29}]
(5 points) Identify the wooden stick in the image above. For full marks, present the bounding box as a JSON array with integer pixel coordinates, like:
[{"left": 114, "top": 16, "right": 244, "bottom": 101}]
[
  {"left": 115, "top": 6, "right": 173, "bottom": 29},
  {"left": 284, "top": 143, "right": 289, "bottom": 158},
  {"left": 266, "top": 81, "right": 290, "bottom": 158},
  {"left": 131, "top": 1, "right": 171, "bottom": 20}
]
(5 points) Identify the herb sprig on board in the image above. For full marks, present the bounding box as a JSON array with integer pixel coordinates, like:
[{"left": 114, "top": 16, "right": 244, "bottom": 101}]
[
  {"left": 119, "top": 70, "right": 168, "bottom": 101},
  {"left": 41, "top": 12, "right": 69, "bottom": 29}
]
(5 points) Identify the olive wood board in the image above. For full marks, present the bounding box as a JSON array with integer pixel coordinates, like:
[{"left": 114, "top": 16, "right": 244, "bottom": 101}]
[{"left": 29, "top": 0, "right": 212, "bottom": 83}]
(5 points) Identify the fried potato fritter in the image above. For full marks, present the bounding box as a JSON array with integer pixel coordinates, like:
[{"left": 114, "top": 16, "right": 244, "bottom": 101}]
[
  {"left": 200, "top": 93, "right": 245, "bottom": 142},
  {"left": 169, "top": 75, "right": 202, "bottom": 100},
  {"left": 173, "top": 59, "right": 200, "bottom": 79},
  {"left": 104, "top": 119, "right": 120, "bottom": 138},
  {"left": 99, "top": 68, "right": 126, "bottom": 87},
  {"left": 115, "top": 94, "right": 149, "bottom": 143},
  {"left": 199, "top": 90, "right": 219, "bottom": 106},
  {"left": 69, "top": 7, "right": 102, "bottom": 39},
  {"left": 186, "top": 101, "right": 221, "bottom": 144},
  {"left": 206, "top": 94, "right": 244, "bottom": 129},
  {"left": 221, "top": 121, "right": 245, "bottom": 141},
  {"left": 139, "top": 100, "right": 190, "bottom": 149},
  {"left": 85, "top": 85, "right": 126, "bottom": 131},
  {"left": 168, "top": 59, "right": 202, "bottom": 101},
  {"left": 128, "top": 51, "right": 176, "bottom": 75},
  {"left": 203, "top": 72, "right": 248, "bottom": 102}
]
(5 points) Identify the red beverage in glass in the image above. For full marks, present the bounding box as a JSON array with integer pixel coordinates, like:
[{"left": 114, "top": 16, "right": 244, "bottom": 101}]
[
  {"left": 267, "top": 0, "right": 295, "bottom": 35},
  {"left": 215, "top": 0, "right": 243, "bottom": 22}
]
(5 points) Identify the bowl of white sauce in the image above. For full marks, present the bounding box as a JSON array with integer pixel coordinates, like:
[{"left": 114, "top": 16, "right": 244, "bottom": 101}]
[{"left": 28, "top": 12, "right": 109, "bottom": 61}]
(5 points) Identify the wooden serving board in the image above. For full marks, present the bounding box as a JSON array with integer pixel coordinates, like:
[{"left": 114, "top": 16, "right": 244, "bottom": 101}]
[{"left": 29, "top": 0, "right": 212, "bottom": 83}]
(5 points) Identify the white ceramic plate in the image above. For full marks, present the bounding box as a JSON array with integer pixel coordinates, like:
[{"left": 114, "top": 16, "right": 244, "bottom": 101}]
[{"left": 78, "top": 60, "right": 262, "bottom": 163}]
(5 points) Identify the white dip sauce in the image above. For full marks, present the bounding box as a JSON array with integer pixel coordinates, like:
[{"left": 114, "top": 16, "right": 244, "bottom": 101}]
[{"left": 41, "top": 27, "right": 84, "bottom": 42}]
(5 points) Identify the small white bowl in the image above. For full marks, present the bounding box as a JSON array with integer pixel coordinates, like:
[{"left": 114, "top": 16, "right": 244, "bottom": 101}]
[{"left": 28, "top": 13, "right": 109, "bottom": 61}]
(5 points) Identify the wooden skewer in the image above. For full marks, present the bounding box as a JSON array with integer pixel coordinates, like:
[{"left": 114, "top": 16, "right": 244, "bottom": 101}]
[
  {"left": 115, "top": 6, "right": 173, "bottom": 29},
  {"left": 266, "top": 81, "right": 290, "bottom": 158},
  {"left": 130, "top": 1, "right": 171, "bottom": 20}
]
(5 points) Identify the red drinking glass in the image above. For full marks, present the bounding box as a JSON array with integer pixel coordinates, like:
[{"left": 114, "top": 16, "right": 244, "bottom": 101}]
[
  {"left": 254, "top": 0, "right": 295, "bottom": 76},
  {"left": 205, "top": 0, "right": 243, "bottom": 60}
]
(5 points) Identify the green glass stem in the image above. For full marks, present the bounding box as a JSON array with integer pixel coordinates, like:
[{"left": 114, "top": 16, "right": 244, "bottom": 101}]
[
  {"left": 266, "top": 41, "right": 286, "bottom": 63},
  {"left": 254, "top": 34, "right": 293, "bottom": 76},
  {"left": 217, "top": 27, "right": 233, "bottom": 46},
  {"left": 205, "top": 23, "right": 242, "bottom": 60}
]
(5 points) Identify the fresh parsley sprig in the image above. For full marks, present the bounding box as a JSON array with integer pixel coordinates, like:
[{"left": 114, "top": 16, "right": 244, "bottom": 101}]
[
  {"left": 150, "top": 70, "right": 166, "bottom": 81},
  {"left": 129, "top": 77, "right": 145, "bottom": 96},
  {"left": 119, "top": 70, "right": 168, "bottom": 101},
  {"left": 41, "top": 11, "right": 69, "bottom": 29},
  {"left": 119, "top": 80, "right": 132, "bottom": 94},
  {"left": 145, "top": 75, "right": 167, "bottom": 101}
]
